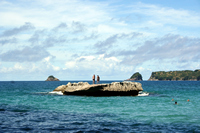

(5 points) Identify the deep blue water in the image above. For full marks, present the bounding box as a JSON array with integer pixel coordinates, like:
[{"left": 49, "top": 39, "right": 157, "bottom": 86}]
[{"left": 0, "top": 81, "right": 200, "bottom": 132}]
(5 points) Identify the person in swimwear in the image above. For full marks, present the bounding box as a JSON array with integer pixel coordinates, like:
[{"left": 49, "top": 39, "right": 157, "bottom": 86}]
[
  {"left": 92, "top": 74, "right": 95, "bottom": 84},
  {"left": 97, "top": 75, "right": 100, "bottom": 84}
]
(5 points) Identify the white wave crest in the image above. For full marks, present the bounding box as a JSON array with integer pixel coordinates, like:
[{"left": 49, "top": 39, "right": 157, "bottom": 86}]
[{"left": 49, "top": 91, "right": 63, "bottom": 95}]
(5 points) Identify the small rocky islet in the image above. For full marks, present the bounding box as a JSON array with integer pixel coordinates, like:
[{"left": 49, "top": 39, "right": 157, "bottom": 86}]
[
  {"left": 125, "top": 72, "right": 143, "bottom": 81},
  {"left": 52, "top": 81, "right": 143, "bottom": 96},
  {"left": 45, "top": 75, "right": 60, "bottom": 81}
]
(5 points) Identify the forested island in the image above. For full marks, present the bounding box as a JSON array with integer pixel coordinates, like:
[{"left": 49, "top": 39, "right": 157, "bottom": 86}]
[
  {"left": 148, "top": 70, "right": 200, "bottom": 81},
  {"left": 125, "top": 72, "right": 143, "bottom": 81}
]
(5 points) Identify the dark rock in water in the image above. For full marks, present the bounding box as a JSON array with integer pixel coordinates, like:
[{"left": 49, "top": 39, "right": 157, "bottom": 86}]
[
  {"left": 45, "top": 75, "right": 60, "bottom": 81},
  {"left": 125, "top": 72, "right": 143, "bottom": 81},
  {"left": 53, "top": 81, "right": 143, "bottom": 96}
]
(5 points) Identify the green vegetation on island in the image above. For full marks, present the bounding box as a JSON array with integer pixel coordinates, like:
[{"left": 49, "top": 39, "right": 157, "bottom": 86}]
[
  {"left": 148, "top": 69, "right": 200, "bottom": 81},
  {"left": 126, "top": 72, "right": 143, "bottom": 81}
]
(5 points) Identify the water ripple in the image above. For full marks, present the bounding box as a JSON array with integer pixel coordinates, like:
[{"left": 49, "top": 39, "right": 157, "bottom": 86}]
[{"left": 0, "top": 108, "right": 200, "bottom": 132}]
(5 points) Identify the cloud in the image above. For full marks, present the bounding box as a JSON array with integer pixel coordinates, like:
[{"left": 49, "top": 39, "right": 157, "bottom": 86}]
[
  {"left": 82, "top": 32, "right": 99, "bottom": 41},
  {"left": 118, "top": 34, "right": 200, "bottom": 65},
  {"left": 119, "top": 32, "right": 143, "bottom": 39},
  {"left": 0, "top": 0, "right": 111, "bottom": 29},
  {"left": 65, "top": 55, "right": 96, "bottom": 69},
  {"left": 43, "top": 35, "right": 67, "bottom": 47},
  {"left": 27, "top": 22, "right": 95, "bottom": 48},
  {"left": 71, "top": 21, "right": 86, "bottom": 33},
  {"left": 0, "top": 62, "right": 39, "bottom": 74},
  {"left": 65, "top": 61, "right": 76, "bottom": 69},
  {"left": 94, "top": 34, "right": 118, "bottom": 50},
  {"left": 0, "top": 63, "right": 24, "bottom": 73},
  {"left": 128, "top": 2, "right": 200, "bottom": 27},
  {"left": 28, "top": 28, "right": 68, "bottom": 48},
  {"left": 0, "top": 46, "right": 50, "bottom": 62},
  {"left": 105, "top": 56, "right": 121, "bottom": 62},
  {"left": 94, "top": 32, "right": 143, "bottom": 54},
  {"left": 0, "top": 20, "right": 98, "bottom": 64},
  {"left": 0, "top": 22, "right": 35, "bottom": 37},
  {"left": 43, "top": 56, "right": 60, "bottom": 71},
  {"left": 77, "top": 56, "right": 96, "bottom": 62},
  {"left": 53, "top": 22, "right": 68, "bottom": 32},
  {"left": 64, "top": 55, "right": 121, "bottom": 75},
  {"left": 28, "top": 30, "right": 46, "bottom": 45},
  {"left": 0, "top": 37, "right": 17, "bottom": 45}
]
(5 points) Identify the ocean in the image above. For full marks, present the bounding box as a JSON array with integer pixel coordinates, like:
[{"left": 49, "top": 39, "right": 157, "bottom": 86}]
[{"left": 0, "top": 80, "right": 200, "bottom": 132}]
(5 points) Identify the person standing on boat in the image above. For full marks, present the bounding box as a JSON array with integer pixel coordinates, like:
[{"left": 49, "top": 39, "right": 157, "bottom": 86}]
[
  {"left": 92, "top": 74, "right": 95, "bottom": 84},
  {"left": 97, "top": 75, "right": 100, "bottom": 84}
]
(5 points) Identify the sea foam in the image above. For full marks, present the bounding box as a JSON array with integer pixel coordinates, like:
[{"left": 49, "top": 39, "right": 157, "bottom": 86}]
[{"left": 49, "top": 91, "right": 63, "bottom": 95}]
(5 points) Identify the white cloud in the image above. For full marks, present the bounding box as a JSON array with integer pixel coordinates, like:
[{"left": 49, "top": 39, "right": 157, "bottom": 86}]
[
  {"left": 116, "top": 34, "right": 200, "bottom": 65},
  {"left": 63, "top": 54, "right": 123, "bottom": 78},
  {"left": 0, "top": 22, "right": 35, "bottom": 37},
  {"left": 98, "top": 54, "right": 105, "bottom": 60},
  {"left": 77, "top": 56, "right": 96, "bottom": 62},
  {"left": 97, "top": 25, "right": 118, "bottom": 34},
  {"left": 0, "top": 0, "right": 111, "bottom": 29},
  {"left": 0, "top": 46, "right": 50, "bottom": 62},
  {"left": 105, "top": 57, "right": 121, "bottom": 62},
  {"left": 65, "top": 61, "right": 76, "bottom": 69},
  {"left": 42, "top": 56, "right": 61, "bottom": 71},
  {"left": 44, "top": 56, "right": 51, "bottom": 62},
  {"left": 0, "top": 63, "right": 25, "bottom": 73},
  {"left": 14, "top": 63, "right": 24, "bottom": 70},
  {"left": 0, "top": 67, "right": 11, "bottom": 73},
  {"left": 52, "top": 66, "right": 60, "bottom": 71},
  {"left": 129, "top": 2, "right": 200, "bottom": 27}
]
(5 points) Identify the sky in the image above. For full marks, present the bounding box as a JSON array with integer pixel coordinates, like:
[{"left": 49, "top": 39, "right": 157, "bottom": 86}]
[{"left": 0, "top": 0, "right": 200, "bottom": 81}]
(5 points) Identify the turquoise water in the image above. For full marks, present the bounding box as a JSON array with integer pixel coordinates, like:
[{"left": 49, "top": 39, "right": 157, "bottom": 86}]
[{"left": 0, "top": 81, "right": 200, "bottom": 132}]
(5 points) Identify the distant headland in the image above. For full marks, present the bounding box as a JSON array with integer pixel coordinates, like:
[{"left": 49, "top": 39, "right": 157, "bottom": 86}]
[
  {"left": 148, "top": 69, "right": 200, "bottom": 81},
  {"left": 45, "top": 75, "right": 60, "bottom": 81}
]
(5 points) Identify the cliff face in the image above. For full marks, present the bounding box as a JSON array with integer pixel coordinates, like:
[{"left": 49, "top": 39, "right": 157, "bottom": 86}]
[
  {"left": 126, "top": 72, "right": 143, "bottom": 81},
  {"left": 53, "top": 82, "right": 143, "bottom": 96},
  {"left": 45, "top": 75, "right": 60, "bottom": 81},
  {"left": 148, "top": 70, "right": 200, "bottom": 81}
]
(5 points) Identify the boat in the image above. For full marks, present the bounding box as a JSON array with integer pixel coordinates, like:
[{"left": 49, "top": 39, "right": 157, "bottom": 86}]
[{"left": 138, "top": 91, "right": 149, "bottom": 96}]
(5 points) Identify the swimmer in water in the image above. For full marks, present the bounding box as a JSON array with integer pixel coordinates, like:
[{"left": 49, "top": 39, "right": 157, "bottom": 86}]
[{"left": 175, "top": 101, "right": 177, "bottom": 105}]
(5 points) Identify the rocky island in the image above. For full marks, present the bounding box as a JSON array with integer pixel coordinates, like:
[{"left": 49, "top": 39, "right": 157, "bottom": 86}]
[
  {"left": 125, "top": 72, "right": 143, "bottom": 81},
  {"left": 52, "top": 81, "right": 143, "bottom": 96},
  {"left": 45, "top": 75, "right": 60, "bottom": 81},
  {"left": 148, "top": 69, "right": 200, "bottom": 81}
]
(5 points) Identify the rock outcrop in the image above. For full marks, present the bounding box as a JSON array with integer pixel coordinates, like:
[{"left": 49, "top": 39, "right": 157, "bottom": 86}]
[
  {"left": 53, "top": 82, "right": 143, "bottom": 96},
  {"left": 45, "top": 75, "right": 60, "bottom": 81},
  {"left": 126, "top": 72, "right": 143, "bottom": 81}
]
